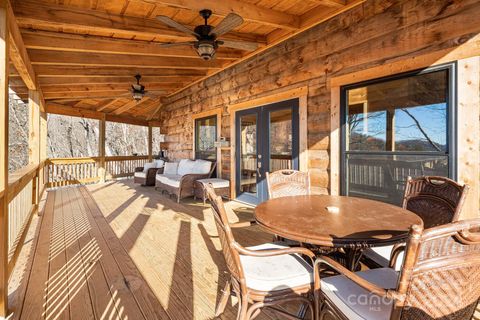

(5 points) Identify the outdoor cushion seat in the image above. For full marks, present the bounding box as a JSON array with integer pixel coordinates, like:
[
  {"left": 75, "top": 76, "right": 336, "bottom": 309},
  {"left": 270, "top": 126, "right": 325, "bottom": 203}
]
[
  {"left": 364, "top": 245, "right": 404, "bottom": 270},
  {"left": 134, "top": 171, "right": 147, "bottom": 179},
  {"left": 321, "top": 268, "right": 397, "bottom": 320},
  {"left": 239, "top": 242, "right": 313, "bottom": 292},
  {"left": 156, "top": 174, "right": 182, "bottom": 188},
  {"left": 197, "top": 178, "right": 230, "bottom": 188}
]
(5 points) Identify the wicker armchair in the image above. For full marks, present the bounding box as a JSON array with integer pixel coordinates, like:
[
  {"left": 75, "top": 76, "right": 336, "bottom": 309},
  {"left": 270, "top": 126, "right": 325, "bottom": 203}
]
[
  {"left": 133, "top": 160, "right": 165, "bottom": 186},
  {"left": 315, "top": 218, "right": 480, "bottom": 320},
  {"left": 205, "top": 185, "right": 316, "bottom": 320},
  {"left": 364, "top": 176, "right": 469, "bottom": 268},
  {"left": 266, "top": 170, "right": 310, "bottom": 199}
]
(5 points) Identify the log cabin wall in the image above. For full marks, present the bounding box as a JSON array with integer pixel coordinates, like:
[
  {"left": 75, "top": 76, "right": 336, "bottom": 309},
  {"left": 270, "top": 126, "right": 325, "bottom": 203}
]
[{"left": 159, "top": 0, "right": 480, "bottom": 196}]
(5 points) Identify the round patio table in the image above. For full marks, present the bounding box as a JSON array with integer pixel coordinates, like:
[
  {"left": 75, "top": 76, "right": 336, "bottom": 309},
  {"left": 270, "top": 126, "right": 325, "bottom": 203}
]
[{"left": 254, "top": 195, "right": 423, "bottom": 270}]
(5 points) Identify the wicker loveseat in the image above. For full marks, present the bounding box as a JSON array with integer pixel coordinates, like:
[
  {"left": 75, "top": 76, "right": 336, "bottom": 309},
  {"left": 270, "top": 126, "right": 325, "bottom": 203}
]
[
  {"left": 155, "top": 159, "right": 216, "bottom": 202},
  {"left": 134, "top": 159, "right": 165, "bottom": 186}
]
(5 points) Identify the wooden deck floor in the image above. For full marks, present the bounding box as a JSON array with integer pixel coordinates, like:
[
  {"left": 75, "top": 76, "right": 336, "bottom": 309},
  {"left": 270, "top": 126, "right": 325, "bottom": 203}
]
[{"left": 9, "top": 180, "right": 277, "bottom": 320}]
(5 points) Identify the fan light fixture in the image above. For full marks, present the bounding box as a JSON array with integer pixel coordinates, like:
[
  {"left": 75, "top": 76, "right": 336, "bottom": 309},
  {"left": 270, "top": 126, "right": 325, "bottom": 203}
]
[
  {"left": 195, "top": 41, "right": 216, "bottom": 60},
  {"left": 132, "top": 91, "right": 144, "bottom": 101}
]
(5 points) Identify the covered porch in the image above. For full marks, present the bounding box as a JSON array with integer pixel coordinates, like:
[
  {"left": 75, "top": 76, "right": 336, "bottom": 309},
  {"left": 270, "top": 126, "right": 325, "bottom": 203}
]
[{"left": 1, "top": 0, "right": 480, "bottom": 319}]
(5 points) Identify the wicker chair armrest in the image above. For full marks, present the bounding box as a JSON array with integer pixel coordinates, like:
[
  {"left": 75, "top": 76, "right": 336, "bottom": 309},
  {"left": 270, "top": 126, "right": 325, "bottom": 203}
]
[
  {"left": 135, "top": 166, "right": 144, "bottom": 172},
  {"left": 389, "top": 243, "right": 406, "bottom": 269},
  {"left": 230, "top": 220, "right": 257, "bottom": 228},
  {"left": 232, "top": 242, "right": 315, "bottom": 263},
  {"left": 146, "top": 168, "right": 161, "bottom": 180},
  {"left": 314, "top": 255, "right": 400, "bottom": 300}
]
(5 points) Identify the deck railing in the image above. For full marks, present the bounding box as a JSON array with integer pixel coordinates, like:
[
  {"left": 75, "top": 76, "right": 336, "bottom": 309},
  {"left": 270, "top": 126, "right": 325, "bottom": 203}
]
[
  {"left": 46, "top": 155, "right": 149, "bottom": 187},
  {"left": 6, "top": 162, "right": 46, "bottom": 276}
]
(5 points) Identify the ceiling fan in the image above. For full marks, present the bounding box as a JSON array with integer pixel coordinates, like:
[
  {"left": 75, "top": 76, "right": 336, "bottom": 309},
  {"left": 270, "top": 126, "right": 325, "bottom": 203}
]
[
  {"left": 156, "top": 9, "right": 258, "bottom": 60},
  {"left": 122, "top": 74, "right": 162, "bottom": 101}
]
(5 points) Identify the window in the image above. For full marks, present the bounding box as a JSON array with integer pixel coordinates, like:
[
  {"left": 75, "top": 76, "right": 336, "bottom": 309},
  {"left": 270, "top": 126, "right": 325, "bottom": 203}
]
[
  {"left": 195, "top": 115, "right": 217, "bottom": 160},
  {"left": 341, "top": 64, "right": 455, "bottom": 205}
]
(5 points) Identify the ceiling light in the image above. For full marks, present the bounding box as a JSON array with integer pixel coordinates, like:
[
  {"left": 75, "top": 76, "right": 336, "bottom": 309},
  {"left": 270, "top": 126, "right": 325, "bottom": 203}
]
[
  {"left": 132, "top": 91, "right": 144, "bottom": 101},
  {"left": 195, "top": 41, "right": 216, "bottom": 60}
]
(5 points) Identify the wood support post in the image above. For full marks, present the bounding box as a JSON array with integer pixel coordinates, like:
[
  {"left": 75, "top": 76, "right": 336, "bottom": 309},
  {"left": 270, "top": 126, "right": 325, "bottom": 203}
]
[
  {"left": 28, "top": 90, "right": 41, "bottom": 207},
  {"left": 148, "top": 125, "right": 153, "bottom": 161},
  {"left": 0, "top": 0, "right": 9, "bottom": 316},
  {"left": 28, "top": 90, "right": 40, "bottom": 164},
  {"left": 98, "top": 115, "right": 106, "bottom": 183}
]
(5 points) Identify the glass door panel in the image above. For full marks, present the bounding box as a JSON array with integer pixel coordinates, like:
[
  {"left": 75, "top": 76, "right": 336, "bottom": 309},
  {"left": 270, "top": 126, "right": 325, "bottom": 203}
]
[
  {"left": 238, "top": 112, "right": 258, "bottom": 202},
  {"left": 269, "top": 109, "right": 293, "bottom": 172}
]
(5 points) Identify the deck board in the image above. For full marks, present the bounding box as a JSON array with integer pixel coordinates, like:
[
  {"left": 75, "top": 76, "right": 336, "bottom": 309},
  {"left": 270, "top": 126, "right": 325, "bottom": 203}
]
[{"left": 11, "top": 180, "right": 279, "bottom": 319}]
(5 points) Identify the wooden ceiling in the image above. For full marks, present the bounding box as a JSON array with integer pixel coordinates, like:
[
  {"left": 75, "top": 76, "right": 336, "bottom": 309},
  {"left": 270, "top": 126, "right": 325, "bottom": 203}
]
[{"left": 8, "top": 0, "right": 364, "bottom": 124}]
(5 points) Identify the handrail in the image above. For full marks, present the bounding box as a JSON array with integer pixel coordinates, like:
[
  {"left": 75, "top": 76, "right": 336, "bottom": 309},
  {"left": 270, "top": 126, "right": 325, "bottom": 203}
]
[
  {"left": 8, "top": 161, "right": 44, "bottom": 203},
  {"left": 46, "top": 155, "right": 150, "bottom": 187}
]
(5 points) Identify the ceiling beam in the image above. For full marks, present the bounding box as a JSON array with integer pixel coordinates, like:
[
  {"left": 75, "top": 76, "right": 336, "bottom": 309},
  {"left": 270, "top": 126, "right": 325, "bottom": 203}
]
[
  {"left": 45, "top": 102, "right": 152, "bottom": 126},
  {"left": 111, "top": 97, "right": 149, "bottom": 115},
  {"left": 21, "top": 30, "right": 244, "bottom": 60},
  {"left": 96, "top": 99, "right": 122, "bottom": 112},
  {"left": 146, "top": 104, "right": 162, "bottom": 121},
  {"left": 310, "top": 0, "right": 346, "bottom": 8},
  {"left": 33, "top": 76, "right": 195, "bottom": 86},
  {"left": 15, "top": 66, "right": 207, "bottom": 78},
  {"left": 42, "top": 90, "right": 164, "bottom": 100},
  {"left": 28, "top": 50, "right": 224, "bottom": 70},
  {"left": 13, "top": 1, "right": 265, "bottom": 44},
  {"left": 6, "top": 1, "right": 36, "bottom": 90},
  {"left": 26, "top": 83, "right": 183, "bottom": 93},
  {"left": 145, "top": 0, "right": 300, "bottom": 30}
]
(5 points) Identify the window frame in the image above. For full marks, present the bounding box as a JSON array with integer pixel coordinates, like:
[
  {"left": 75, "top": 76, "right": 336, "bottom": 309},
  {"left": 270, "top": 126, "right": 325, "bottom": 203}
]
[
  {"left": 339, "top": 62, "right": 457, "bottom": 197},
  {"left": 194, "top": 114, "right": 218, "bottom": 161}
]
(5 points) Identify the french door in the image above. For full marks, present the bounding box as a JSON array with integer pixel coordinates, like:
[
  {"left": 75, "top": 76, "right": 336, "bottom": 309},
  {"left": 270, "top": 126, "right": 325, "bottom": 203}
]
[{"left": 235, "top": 99, "right": 300, "bottom": 204}]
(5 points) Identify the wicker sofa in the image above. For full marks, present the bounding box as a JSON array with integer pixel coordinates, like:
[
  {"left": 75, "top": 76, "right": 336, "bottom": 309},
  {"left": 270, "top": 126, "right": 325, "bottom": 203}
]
[
  {"left": 155, "top": 159, "right": 216, "bottom": 202},
  {"left": 134, "top": 159, "right": 165, "bottom": 186}
]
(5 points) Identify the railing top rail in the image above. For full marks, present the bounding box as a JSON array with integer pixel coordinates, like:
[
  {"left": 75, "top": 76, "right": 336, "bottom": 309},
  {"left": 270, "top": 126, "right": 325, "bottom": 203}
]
[
  {"left": 7, "top": 161, "right": 44, "bottom": 203},
  {"left": 47, "top": 157, "right": 101, "bottom": 163},
  {"left": 104, "top": 155, "right": 149, "bottom": 160}
]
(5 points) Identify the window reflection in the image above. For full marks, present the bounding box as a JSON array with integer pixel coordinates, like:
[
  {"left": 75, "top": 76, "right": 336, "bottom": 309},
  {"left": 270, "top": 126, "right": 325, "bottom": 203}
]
[
  {"left": 195, "top": 116, "right": 217, "bottom": 160},
  {"left": 343, "top": 68, "right": 451, "bottom": 205}
]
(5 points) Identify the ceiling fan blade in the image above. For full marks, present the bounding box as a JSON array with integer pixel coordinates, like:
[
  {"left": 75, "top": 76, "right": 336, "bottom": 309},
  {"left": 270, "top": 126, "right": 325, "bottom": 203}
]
[
  {"left": 156, "top": 15, "right": 199, "bottom": 38},
  {"left": 158, "top": 41, "right": 196, "bottom": 48},
  {"left": 210, "top": 13, "right": 244, "bottom": 37},
  {"left": 220, "top": 40, "right": 258, "bottom": 51}
]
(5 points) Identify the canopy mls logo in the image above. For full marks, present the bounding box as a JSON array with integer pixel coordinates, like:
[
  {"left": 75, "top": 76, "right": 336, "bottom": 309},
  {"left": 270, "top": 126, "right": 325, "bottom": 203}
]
[{"left": 347, "top": 294, "right": 392, "bottom": 312}]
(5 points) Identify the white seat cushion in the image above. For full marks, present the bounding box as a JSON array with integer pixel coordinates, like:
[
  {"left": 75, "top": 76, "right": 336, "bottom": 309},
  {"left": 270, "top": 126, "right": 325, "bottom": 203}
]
[
  {"left": 154, "top": 159, "right": 165, "bottom": 168},
  {"left": 163, "top": 162, "right": 179, "bottom": 175},
  {"left": 191, "top": 159, "right": 212, "bottom": 174},
  {"left": 239, "top": 242, "right": 313, "bottom": 292},
  {"left": 321, "top": 268, "right": 398, "bottom": 320},
  {"left": 134, "top": 172, "right": 147, "bottom": 178},
  {"left": 178, "top": 159, "right": 195, "bottom": 175},
  {"left": 198, "top": 178, "right": 229, "bottom": 188},
  {"left": 156, "top": 174, "right": 182, "bottom": 188},
  {"left": 364, "top": 245, "right": 404, "bottom": 271},
  {"left": 143, "top": 162, "right": 156, "bottom": 172}
]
